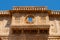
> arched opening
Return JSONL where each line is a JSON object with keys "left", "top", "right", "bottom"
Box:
{"left": 25, "top": 14, "right": 35, "bottom": 23}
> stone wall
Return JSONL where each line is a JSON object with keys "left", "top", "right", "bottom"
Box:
{"left": 0, "top": 16, "right": 11, "bottom": 36}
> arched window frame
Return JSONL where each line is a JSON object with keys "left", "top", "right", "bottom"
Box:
{"left": 25, "top": 14, "right": 35, "bottom": 24}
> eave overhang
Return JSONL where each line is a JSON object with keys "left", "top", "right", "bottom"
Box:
{"left": 10, "top": 25, "right": 50, "bottom": 29}
{"left": 9, "top": 10, "right": 51, "bottom": 14}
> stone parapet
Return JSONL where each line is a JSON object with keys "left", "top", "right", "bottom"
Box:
{"left": 0, "top": 11, "right": 10, "bottom": 15}
{"left": 51, "top": 10, "right": 60, "bottom": 15}
{"left": 13, "top": 6, "right": 47, "bottom": 10}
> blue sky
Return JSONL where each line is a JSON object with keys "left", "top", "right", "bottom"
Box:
{"left": 0, "top": 0, "right": 60, "bottom": 10}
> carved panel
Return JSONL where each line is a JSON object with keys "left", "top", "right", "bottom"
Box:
{"left": 51, "top": 20, "right": 57, "bottom": 33}
{"left": 14, "top": 13, "right": 20, "bottom": 23}
{"left": 40, "top": 16, "right": 46, "bottom": 24}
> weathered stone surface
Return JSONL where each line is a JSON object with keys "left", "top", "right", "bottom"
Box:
{"left": 0, "top": 6, "right": 60, "bottom": 40}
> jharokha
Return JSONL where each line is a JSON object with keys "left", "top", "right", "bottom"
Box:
{"left": 0, "top": 6, "right": 60, "bottom": 40}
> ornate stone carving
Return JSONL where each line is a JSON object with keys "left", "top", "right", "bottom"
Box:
{"left": 51, "top": 21, "right": 57, "bottom": 33}
{"left": 25, "top": 14, "right": 35, "bottom": 24}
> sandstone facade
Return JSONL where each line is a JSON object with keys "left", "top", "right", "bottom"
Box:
{"left": 0, "top": 6, "right": 60, "bottom": 40}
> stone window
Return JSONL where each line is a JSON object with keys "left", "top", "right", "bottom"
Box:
{"left": 27, "top": 17, "right": 33, "bottom": 22}
{"left": 25, "top": 14, "right": 34, "bottom": 23}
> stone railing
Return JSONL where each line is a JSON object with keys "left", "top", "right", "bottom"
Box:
{"left": 51, "top": 11, "right": 60, "bottom": 15}
{"left": 13, "top": 6, "right": 47, "bottom": 10}
{"left": 0, "top": 11, "right": 10, "bottom": 15}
